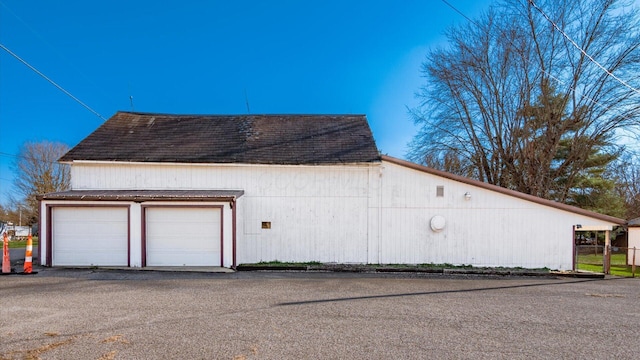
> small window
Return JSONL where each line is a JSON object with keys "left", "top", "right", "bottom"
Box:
{"left": 436, "top": 186, "right": 444, "bottom": 197}
{"left": 261, "top": 221, "right": 271, "bottom": 229}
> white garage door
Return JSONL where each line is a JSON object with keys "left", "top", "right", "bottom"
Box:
{"left": 145, "top": 207, "right": 221, "bottom": 266}
{"left": 52, "top": 207, "right": 129, "bottom": 266}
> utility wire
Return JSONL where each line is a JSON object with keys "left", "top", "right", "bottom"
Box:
{"left": 439, "top": 0, "right": 639, "bottom": 125}
{"left": 441, "top": 0, "right": 477, "bottom": 24}
{"left": 0, "top": 43, "right": 106, "bottom": 121}
{"left": 441, "top": 0, "right": 640, "bottom": 97}
{"left": 0, "top": 152, "right": 24, "bottom": 160}
{"left": 0, "top": 151, "right": 67, "bottom": 167}
{"left": 0, "top": 142, "right": 72, "bottom": 172}
{"left": 528, "top": 0, "right": 640, "bottom": 96}
{"left": 0, "top": 0, "right": 103, "bottom": 92}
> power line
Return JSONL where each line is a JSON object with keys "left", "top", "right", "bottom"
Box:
{"left": 442, "top": 0, "right": 480, "bottom": 27}
{"left": 439, "top": 0, "right": 639, "bottom": 126}
{"left": 442, "top": 0, "right": 640, "bottom": 97}
{"left": 441, "top": 0, "right": 477, "bottom": 25}
{"left": 528, "top": 0, "right": 640, "bottom": 97}
{"left": 0, "top": 43, "right": 107, "bottom": 121}
{"left": 0, "top": 151, "right": 66, "bottom": 166}
{"left": 0, "top": 0, "right": 104, "bottom": 93}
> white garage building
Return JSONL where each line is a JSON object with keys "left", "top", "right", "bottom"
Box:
{"left": 39, "top": 112, "right": 626, "bottom": 270}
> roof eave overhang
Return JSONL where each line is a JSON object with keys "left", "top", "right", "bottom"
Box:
{"left": 61, "top": 159, "right": 381, "bottom": 167}
{"left": 38, "top": 190, "right": 244, "bottom": 202}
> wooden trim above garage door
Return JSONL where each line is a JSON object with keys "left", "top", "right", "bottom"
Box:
{"left": 141, "top": 205, "right": 224, "bottom": 267}
{"left": 46, "top": 204, "right": 131, "bottom": 267}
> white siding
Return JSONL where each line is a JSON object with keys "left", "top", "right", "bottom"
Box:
{"left": 377, "top": 162, "right": 615, "bottom": 269}
{"left": 71, "top": 162, "right": 375, "bottom": 264}
{"left": 629, "top": 228, "right": 640, "bottom": 266}
{"left": 61, "top": 160, "right": 622, "bottom": 270}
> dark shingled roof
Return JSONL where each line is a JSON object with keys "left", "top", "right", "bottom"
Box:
{"left": 60, "top": 112, "right": 381, "bottom": 165}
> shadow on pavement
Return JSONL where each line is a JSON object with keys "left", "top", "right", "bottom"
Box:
{"left": 277, "top": 277, "right": 622, "bottom": 306}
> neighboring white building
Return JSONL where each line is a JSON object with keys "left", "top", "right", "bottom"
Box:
{"left": 628, "top": 218, "right": 640, "bottom": 266}
{"left": 39, "top": 112, "right": 626, "bottom": 270}
{"left": 0, "top": 224, "right": 31, "bottom": 239}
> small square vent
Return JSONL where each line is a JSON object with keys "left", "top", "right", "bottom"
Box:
{"left": 436, "top": 186, "right": 444, "bottom": 197}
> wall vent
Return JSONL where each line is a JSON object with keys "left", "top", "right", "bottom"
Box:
{"left": 436, "top": 186, "right": 444, "bottom": 197}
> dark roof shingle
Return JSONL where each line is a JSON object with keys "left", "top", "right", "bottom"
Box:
{"left": 60, "top": 112, "right": 381, "bottom": 165}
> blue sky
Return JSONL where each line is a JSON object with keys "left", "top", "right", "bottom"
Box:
{"left": 0, "top": 0, "right": 492, "bottom": 206}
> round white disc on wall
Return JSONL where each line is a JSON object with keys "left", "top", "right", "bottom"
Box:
{"left": 430, "top": 215, "right": 446, "bottom": 232}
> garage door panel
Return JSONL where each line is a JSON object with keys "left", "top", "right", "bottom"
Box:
{"left": 146, "top": 207, "right": 221, "bottom": 266}
{"left": 54, "top": 249, "right": 126, "bottom": 266}
{"left": 150, "top": 209, "right": 217, "bottom": 224}
{"left": 146, "top": 235, "right": 218, "bottom": 252}
{"left": 52, "top": 207, "right": 129, "bottom": 266}
{"left": 55, "top": 222, "right": 127, "bottom": 239}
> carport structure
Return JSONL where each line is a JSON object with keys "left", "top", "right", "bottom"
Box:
{"left": 573, "top": 224, "right": 616, "bottom": 273}
{"left": 40, "top": 190, "right": 243, "bottom": 268}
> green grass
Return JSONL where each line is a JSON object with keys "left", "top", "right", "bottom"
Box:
{"left": 577, "top": 262, "right": 637, "bottom": 277}
{"left": 254, "top": 260, "right": 322, "bottom": 266}
{"left": 387, "top": 263, "right": 475, "bottom": 269}
{"left": 252, "top": 261, "right": 476, "bottom": 269}
{"left": 5, "top": 238, "right": 39, "bottom": 249}
{"left": 578, "top": 253, "right": 628, "bottom": 265}
{"left": 577, "top": 253, "right": 638, "bottom": 277}
{"left": 247, "top": 261, "right": 549, "bottom": 272}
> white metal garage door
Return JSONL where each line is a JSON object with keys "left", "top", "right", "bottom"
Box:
{"left": 145, "top": 207, "right": 221, "bottom": 266}
{"left": 52, "top": 207, "right": 129, "bottom": 266}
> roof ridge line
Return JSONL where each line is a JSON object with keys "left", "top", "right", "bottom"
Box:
{"left": 116, "top": 111, "right": 368, "bottom": 117}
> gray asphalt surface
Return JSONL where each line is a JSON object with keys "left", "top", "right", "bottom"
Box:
{"left": 1, "top": 269, "right": 639, "bottom": 359}
{"left": 7, "top": 247, "right": 38, "bottom": 264}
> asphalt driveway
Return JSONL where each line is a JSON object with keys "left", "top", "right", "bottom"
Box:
{"left": 1, "top": 269, "right": 639, "bottom": 359}
{"left": 7, "top": 247, "right": 38, "bottom": 265}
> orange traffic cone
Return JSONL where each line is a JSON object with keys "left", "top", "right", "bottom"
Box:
{"left": 23, "top": 233, "right": 33, "bottom": 274}
{"left": 2, "top": 232, "right": 10, "bottom": 273}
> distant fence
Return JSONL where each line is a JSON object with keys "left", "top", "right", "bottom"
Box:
{"left": 575, "top": 245, "right": 637, "bottom": 277}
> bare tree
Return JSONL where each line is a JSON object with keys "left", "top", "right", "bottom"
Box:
{"left": 0, "top": 203, "right": 8, "bottom": 223}
{"left": 12, "top": 141, "right": 70, "bottom": 224}
{"left": 613, "top": 154, "right": 640, "bottom": 219}
{"left": 410, "top": 0, "right": 640, "bottom": 210}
